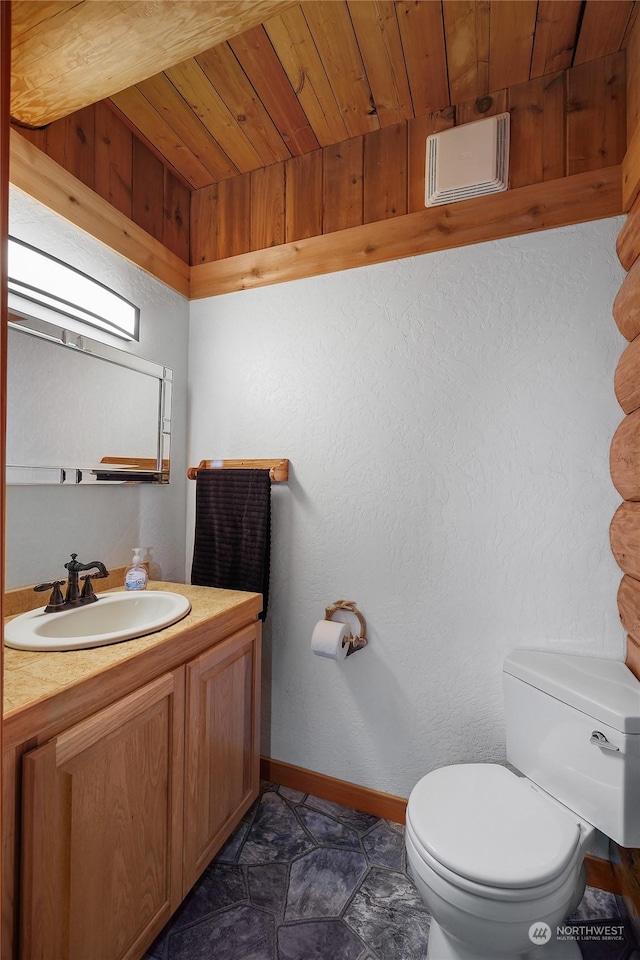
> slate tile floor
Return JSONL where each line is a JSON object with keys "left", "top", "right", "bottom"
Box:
{"left": 144, "top": 782, "right": 639, "bottom": 960}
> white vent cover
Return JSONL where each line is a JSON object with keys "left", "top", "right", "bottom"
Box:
{"left": 425, "top": 113, "right": 510, "bottom": 207}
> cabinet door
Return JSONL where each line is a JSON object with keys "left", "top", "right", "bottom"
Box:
{"left": 184, "top": 623, "right": 261, "bottom": 890}
{"left": 20, "top": 670, "right": 184, "bottom": 960}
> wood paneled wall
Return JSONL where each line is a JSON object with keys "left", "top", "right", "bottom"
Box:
{"left": 12, "top": 102, "right": 190, "bottom": 264}
{"left": 623, "top": 3, "right": 640, "bottom": 210}
{"left": 612, "top": 201, "right": 640, "bottom": 683}
{"left": 610, "top": 174, "right": 640, "bottom": 960}
{"left": 191, "top": 53, "right": 627, "bottom": 266}
{"left": 611, "top": 11, "right": 640, "bottom": 682}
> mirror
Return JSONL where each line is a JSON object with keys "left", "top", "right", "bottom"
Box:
{"left": 7, "top": 314, "right": 172, "bottom": 484}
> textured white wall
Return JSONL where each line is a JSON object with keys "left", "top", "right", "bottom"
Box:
{"left": 188, "top": 218, "right": 627, "bottom": 799}
{"left": 6, "top": 187, "right": 189, "bottom": 588}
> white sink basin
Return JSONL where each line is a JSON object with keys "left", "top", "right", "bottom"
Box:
{"left": 4, "top": 591, "right": 192, "bottom": 651}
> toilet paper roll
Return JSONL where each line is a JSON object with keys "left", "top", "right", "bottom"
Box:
{"left": 311, "top": 619, "right": 350, "bottom": 660}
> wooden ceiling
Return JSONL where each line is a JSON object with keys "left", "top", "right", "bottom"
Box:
{"left": 10, "top": 1, "right": 297, "bottom": 127}
{"left": 11, "top": 0, "right": 639, "bottom": 192}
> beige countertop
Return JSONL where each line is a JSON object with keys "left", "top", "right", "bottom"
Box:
{"left": 3, "top": 581, "right": 262, "bottom": 736}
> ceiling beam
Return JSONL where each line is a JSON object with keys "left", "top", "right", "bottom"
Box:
{"left": 11, "top": 0, "right": 297, "bottom": 127}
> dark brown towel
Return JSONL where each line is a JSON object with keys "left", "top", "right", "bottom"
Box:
{"left": 191, "top": 469, "right": 271, "bottom": 619}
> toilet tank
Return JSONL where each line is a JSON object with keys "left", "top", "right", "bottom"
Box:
{"left": 503, "top": 650, "right": 640, "bottom": 847}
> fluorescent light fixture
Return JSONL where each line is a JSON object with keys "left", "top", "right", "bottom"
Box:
{"left": 8, "top": 237, "right": 139, "bottom": 341}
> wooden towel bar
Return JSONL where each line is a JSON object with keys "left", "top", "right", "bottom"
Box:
{"left": 187, "top": 459, "right": 289, "bottom": 483}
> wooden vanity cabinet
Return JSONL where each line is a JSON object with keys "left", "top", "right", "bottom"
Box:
{"left": 11, "top": 616, "right": 261, "bottom": 960}
{"left": 183, "top": 624, "right": 260, "bottom": 891}
{"left": 20, "top": 670, "right": 185, "bottom": 960}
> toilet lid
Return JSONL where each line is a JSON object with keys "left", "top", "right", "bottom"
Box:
{"left": 407, "top": 764, "right": 581, "bottom": 889}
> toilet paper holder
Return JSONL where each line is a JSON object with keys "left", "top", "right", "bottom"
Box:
{"left": 324, "top": 600, "right": 368, "bottom": 657}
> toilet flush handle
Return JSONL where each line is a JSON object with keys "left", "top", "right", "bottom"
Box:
{"left": 590, "top": 731, "right": 619, "bottom": 752}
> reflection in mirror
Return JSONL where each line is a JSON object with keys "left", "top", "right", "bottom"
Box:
{"left": 7, "top": 314, "right": 172, "bottom": 484}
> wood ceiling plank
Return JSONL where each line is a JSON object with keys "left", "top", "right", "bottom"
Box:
{"left": 574, "top": 0, "right": 635, "bottom": 65}
{"left": 251, "top": 162, "right": 286, "bottom": 249}
{"left": 264, "top": 6, "right": 349, "bottom": 146}
{"left": 195, "top": 43, "right": 291, "bottom": 167}
{"left": 442, "top": 0, "right": 490, "bottom": 105}
{"left": 567, "top": 52, "right": 626, "bottom": 176}
{"left": 363, "top": 121, "right": 407, "bottom": 223}
{"left": 456, "top": 89, "right": 507, "bottom": 125}
{"left": 541, "top": 70, "right": 566, "bottom": 182}
{"left": 623, "top": 3, "right": 639, "bottom": 47}
{"left": 302, "top": 0, "right": 380, "bottom": 138}
{"left": 567, "top": 58, "right": 603, "bottom": 176}
{"left": 626, "top": 8, "right": 640, "bottom": 148}
{"left": 323, "top": 136, "right": 364, "bottom": 233}
{"left": 604, "top": 51, "right": 628, "bottom": 174}
{"left": 508, "top": 76, "right": 545, "bottom": 189}
{"left": 347, "top": 0, "right": 413, "bottom": 126}
{"left": 45, "top": 104, "right": 94, "bottom": 190}
{"left": 229, "top": 25, "right": 319, "bottom": 156}
{"left": 94, "top": 101, "right": 133, "bottom": 220}
{"left": 190, "top": 184, "right": 219, "bottom": 266}
{"left": 217, "top": 172, "right": 252, "bottom": 258}
{"left": 623, "top": 11, "right": 639, "bottom": 214}
{"left": 529, "top": 0, "right": 582, "bottom": 79}
{"left": 395, "top": 1, "right": 449, "bottom": 117}
{"left": 11, "top": 119, "right": 45, "bottom": 150}
{"left": 162, "top": 168, "right": 190, "bottom": 263}
{"left": 10, "top": 1, "right": 80, "bottom": 43}
{"left": 132, "top": 138, "right": 165, "bottom": 243}
{"left": 489, "top": 0, "right": 538, "bottom": 92}
{"left": 110, "top": 85, "right": 214, "bottom": 189}
{"left": 11, "top": 0, "right": 298, "bottom": 127}
{"left": 136, "top": 73, "right": 238, "bottom": 183}
{"left": 286, "top": 150, "right": 323, "bottom": 242}
{"left": 322, "top": 137, "right": 364, "bottom": 233}
{"left": 165, "top": 59, "right": 264, "bottom": 174}
{"left": 106, "top": 97, "right": 192, "bottom": 191}
{"left": 622, "top": 2, "right": 640, "bottom": 50}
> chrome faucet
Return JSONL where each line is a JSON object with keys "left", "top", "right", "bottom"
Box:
{"left": 35, "top": 553, "right": 109, "bottom": 612}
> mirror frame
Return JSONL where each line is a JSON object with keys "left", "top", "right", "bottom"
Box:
{"left": 7, "top": 312, "right": 172, "bottom": 484}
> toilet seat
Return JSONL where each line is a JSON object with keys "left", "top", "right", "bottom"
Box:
{"left": 406, "top": 817, "right": 583, "bottom": 906}
{"left": 407, "top": 764, "right": 582, "bottom": 891}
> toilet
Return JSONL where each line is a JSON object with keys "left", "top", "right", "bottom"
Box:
{"left": 405, "top": 649, "right": 640, "bottom": 960}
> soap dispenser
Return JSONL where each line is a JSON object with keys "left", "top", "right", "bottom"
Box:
{"left": 124, "top": 548, "right": 148, "bottom": 591}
